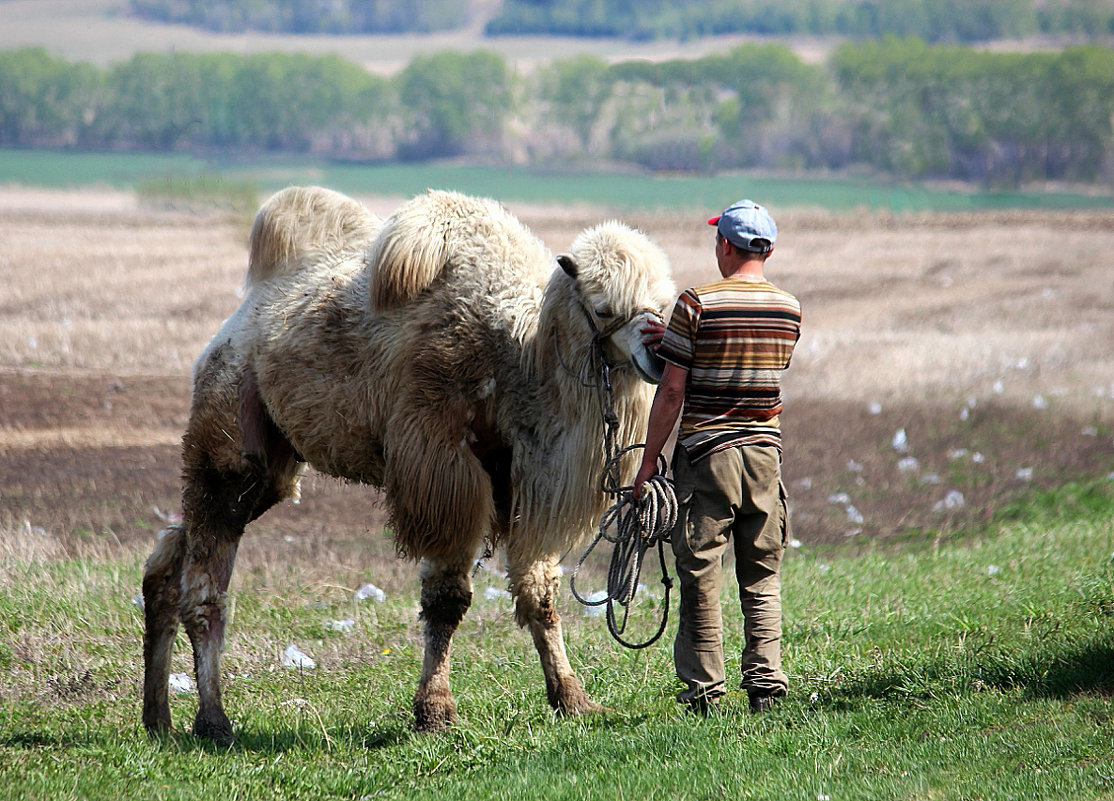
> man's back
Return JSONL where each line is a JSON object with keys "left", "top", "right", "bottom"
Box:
{"left": 659, "top": 277, "right": 801, "bottom": 439}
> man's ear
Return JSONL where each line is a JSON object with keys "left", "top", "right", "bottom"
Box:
{"left": 557, "top": 254, "right": 579, "bottom": 278}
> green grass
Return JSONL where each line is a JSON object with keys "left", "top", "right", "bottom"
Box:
{"left": 135, "top": 174, "right": 261, "bottom": 216}
{"left": 2, "top": 479, "right": 1112, "bottom": 800}
{"left": 5, "top": 147, "right": 1114, "bottom": 213}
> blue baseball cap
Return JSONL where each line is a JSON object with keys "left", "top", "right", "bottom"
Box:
{"left": 708, "top": 199, "right": 777, "bottom": 253}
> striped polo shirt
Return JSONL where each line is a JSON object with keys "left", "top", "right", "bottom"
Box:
{"left": 658, "top": 277, "right": 801, "bottom": 461}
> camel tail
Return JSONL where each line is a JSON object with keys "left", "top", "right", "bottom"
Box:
{"left": 368, "top": 189, "right": 494, "bottom": 312}
{"left": 247, "top": 186, "right": 380, "bottom": 287}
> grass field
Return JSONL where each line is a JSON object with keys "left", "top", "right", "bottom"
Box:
{"left": 5, "top": 148, "right": 1114, "bottom": 213}
{"left": 1, "top": 167, "right": 1113, "bottom": 798}
{"left": 2, "top": 480, "right": 1112, "bottom": 800}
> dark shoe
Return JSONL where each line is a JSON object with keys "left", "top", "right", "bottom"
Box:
{"left": 685, "top": 697, "right": 721, "bottom": 718}
{"left": 748, "top": 691, "right": 784, "bottom": 713}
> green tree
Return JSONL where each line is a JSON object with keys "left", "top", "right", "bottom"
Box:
{"left": 0, "top": 48, "right": 101, "bottom": 147}
{"left": 540, "top": 55, "right": 612, "bottom": 152}
{"left": 396, "top": 51, "right": 513, "bottom": 159}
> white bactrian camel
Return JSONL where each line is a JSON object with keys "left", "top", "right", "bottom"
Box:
{"left": 141, "top": 186, "right": 675, "bottom": 741}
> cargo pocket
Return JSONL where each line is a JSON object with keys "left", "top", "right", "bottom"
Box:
{"left": 778, "top": 479, "right": 791, "bottom": 550}
{"left": 670, "top": 444, "right": 696, "bottom": 558}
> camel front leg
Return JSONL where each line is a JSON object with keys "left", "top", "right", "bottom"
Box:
{"left": 510, "top": 555, "right": 601, "bottom": 716}
{"left": 413, "top": 558, "right": 473, "bottom": 732}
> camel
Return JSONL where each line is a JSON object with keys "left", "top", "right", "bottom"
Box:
{"left": 141, "top": 186, "right": 675, "bottom": 742}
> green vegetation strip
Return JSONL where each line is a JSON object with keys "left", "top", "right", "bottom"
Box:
{"left": 5, "top": 149, "right": 1114, "bottom": 213}
{"left": 2, "top": 479, "right": 1112, "bottom": 800}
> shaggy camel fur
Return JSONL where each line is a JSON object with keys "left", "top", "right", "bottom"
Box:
{"left": 141, "top": 186, "right": 674, "bottom": 741}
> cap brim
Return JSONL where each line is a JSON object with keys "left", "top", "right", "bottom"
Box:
{"left": 707, "top": 216, "right": 721, "bottom": 226}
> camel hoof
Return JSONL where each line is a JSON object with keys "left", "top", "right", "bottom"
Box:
{"left": 558, "top": 699, "right": 604, "bottom": 718}
{"left": 553, "top": 687, "right": 603, "bottom": 718}
{"left": 413, "top": 695, "right": 457, "bottom": 733}
{"left": 192, "top": 712, "right": 235, "bottom": 746}
{"left": 143, "top": 709, "right": 174, "bottom": 738}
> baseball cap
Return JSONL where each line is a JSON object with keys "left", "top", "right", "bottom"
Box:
{"left": 708, "top": 199, "right": 777, "bottom": 253}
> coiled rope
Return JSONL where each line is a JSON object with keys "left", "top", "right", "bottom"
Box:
{"left": 570, "top": 444, "right": 678, "bottom": 649}
{"left": 564, "top": 337, "right": 679, "bottom": 649}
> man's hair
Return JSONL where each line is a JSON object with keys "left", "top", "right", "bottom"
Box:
{"left": 718, "top": 233, "right": 771, "bottom": 259}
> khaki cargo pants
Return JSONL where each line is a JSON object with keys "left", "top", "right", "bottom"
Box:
{"left": 671, "top": 443, "right": 789, "bottom": 706}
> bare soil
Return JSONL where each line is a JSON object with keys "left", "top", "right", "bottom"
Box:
{"left": 2, "top": 188, "right": 1113, "bottom": 580}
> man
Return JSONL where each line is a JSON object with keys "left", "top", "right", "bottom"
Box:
{"left": 633, "top": 199, "right": 801, "bottom": 715}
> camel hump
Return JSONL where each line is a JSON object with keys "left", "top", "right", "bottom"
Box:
{"left": 368, "top": 189, "right": 504, "bottom": 312}
{"left": 247, "top": 186, "right": 380, "bottom": 286}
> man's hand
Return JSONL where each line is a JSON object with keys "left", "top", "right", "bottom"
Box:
{"left": 632, "top": 458, "right": 658, "bottom": 500}
{"left": 640, "top": 315, "right": 665, "bottom": 349}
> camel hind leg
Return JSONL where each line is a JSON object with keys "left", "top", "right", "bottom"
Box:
{"left": 142, "top": 361, "right": 301, "bottom": 742}
{"left": 141, "top": 524, "right": 186, "bottom": 735}
{"left": 177, "top": 444, "right": 298, "bottom": 743}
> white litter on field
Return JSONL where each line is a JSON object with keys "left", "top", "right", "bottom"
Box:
{"left": 892, "top": 428, "right": 909, "bottom": 453}
{"left": 582, "top": 590, "right": 609, "bottom": 617}
{"left": 897, "top": 457, "right": 920, "bottom": 472}
{"left": 281, "top": 644, "right": 316, "bottom": 669}
{"left": 933, "top": 491, "right": 966, "bottom": 512}
{"left": 168, "top": 673, "right": 194, "bottom": 693}
{"left": 324, "top": 618, "right": 355, "bottom": 633}
{"left": 354, "top": 583, "right": 386, "bottom": 602}
{"left": 132, "top": 592, "right": 144, "bottom": 611}
{"left": 1016, "top": 467, "right": 1034, "bottom": 481}
{"left": 484, "top": 586, "right": 510, "bottom": 600}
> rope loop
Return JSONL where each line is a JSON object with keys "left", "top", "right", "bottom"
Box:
{"left": 571, "top": 444, "right": 679, "bottom": 650}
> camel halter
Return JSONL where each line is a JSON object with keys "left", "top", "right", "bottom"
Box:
{"left": 561, "top": 293, "right": 678, "bottom": 650}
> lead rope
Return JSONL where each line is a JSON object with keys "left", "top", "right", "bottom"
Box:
{"left": 569, "top": 353, "right": 679, "bottom": 649}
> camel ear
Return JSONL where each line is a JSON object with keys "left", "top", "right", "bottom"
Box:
{"left": 557, "top": 254, "right": 579, "bottom": 278}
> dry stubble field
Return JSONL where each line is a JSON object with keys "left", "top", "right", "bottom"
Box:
{"left": 1, "top": 187, "right": 1113, "bottom": 592}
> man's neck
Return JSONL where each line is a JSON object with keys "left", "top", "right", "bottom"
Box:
{"left": 723, "top": 262, "right": 766, "bottom": 282}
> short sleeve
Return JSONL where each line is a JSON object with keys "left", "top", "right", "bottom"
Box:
{"left": 657, "top": 290, "right": 700, "bottom": 371}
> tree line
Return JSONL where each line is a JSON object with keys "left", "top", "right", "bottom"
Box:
{"left": 2, "top": 40, "right": 1113, "bottom": 186}
{"left": 131, "top": 0, "right": 1114, "bottom": 41}
{"left": 129, "top": 0, "right": 466, "bottom": 34}
{"left": 488, "top": 0, "right": 1114, "bottom": 41}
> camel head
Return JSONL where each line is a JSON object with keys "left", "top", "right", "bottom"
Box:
{"left": 555, "top": 221, "right": 675, "bottom": 384}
